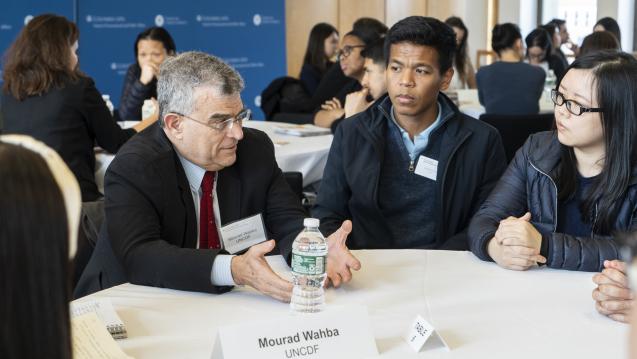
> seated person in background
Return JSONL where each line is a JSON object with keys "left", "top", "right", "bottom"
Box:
{"left": 313, "top": 16, "right": 507, "bottom": 250}
{"left": 525, "top": 28, "right": 554, "bottom": 74}
{"left": 328, "top": 38, "right": 387, "bottom": 130}
{"left": 119, "top": 27, "right": 176, "bottom": 122}
{"left": 540, "top": 23, "right": 567, "bottom": 80}
{"left": 578, "top": 31, "right": 621, "bottom": 58}
{"left": 592, "top": 259, "right": 631, "bottom": 323}
{"left": 548, "top": 18, "right": 575, "bottom": 68}
{"left": 444, "top": 16, "right": 476, "bottom": 90}
{"left": 594, "top": 17, "right": 622, "bottom": 47}
{"left": 1, "top": 14, "right": 156, "bottom": 202}
{"left": 0, "top": 135, "right": 81, "bottom": 359}
{"left": 313, "top": 28, "right": 382, "bottom": 129}
{"left": 309, "top": 18, "right": 388, "bottom": 111}
{"left": 343, "top": 38, "right": 388, "bottom": 119}
{"left": 524, "top": 27, "right": 566, "bottom": 83}
{"left": 468, "top": 51, "right": 637, "bottom": 272}
{"left": 76, "top": 52, "right": 360, "bottom": 299}
{"left": 476, "top": 23, "right": 546, "bottom": 115}
{"left": 299, "top": 23, "right": 339, "bottom": 96}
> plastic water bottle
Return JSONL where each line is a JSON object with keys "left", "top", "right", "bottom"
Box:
{"left": 290, "top": 218, "right": 327, "bottom": 313}
{"left": 545, "top": 69, "right": 556, "bottom": 89}
{"left": 102, "top": 94, "right": 114, "bottom": 116}
{"left": 142, "top": 99, "right": 156, "bottom": 119}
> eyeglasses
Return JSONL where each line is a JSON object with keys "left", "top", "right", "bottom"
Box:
{"left": 550, "top": 89, "right": 603, "bottom": 116}
{"left": 337, "top": 45, "right": 365, "bottom": 60}
{"left": 172, "top": 109, "right": 250, "bottom": 132}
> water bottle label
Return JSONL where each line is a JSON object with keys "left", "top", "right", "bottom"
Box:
{"left": 291, "top": 253, "right": 325, "bottom": 275}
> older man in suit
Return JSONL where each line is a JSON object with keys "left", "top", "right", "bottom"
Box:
{"left": 76, "top": 52, "right": 359, "bottom": 300}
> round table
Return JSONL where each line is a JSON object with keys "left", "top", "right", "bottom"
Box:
{"left": 75, "top": 250, "right": 626, "bottom": 359}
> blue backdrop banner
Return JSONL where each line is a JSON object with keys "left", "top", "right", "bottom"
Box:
{"left": 0, "top": 1, "right": 75, "bottom": 79}
{"left": 1, "top": 0, "right": 286, "bottom": 120}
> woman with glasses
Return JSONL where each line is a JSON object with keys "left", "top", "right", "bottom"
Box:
{"left": 1, "top": 14, "right": 157, "bottom": 201}
{"left": 313, "top": 28, "right": 382, "bottom": 129}
{"left": 525, "top": 27, "right": 567, "bottom": 81}
{"left": 468, "top": 51, "right": 637, "bottom": 273}
{"left": 299, "top": 23, "right": 339, "bottom": 96}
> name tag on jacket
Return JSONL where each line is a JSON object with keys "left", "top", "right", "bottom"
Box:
{"left": 220, "top": 214, "right": 267, "bottom": 254}
{"left": 414, "top": 155, "right": 438, "bottom": 181}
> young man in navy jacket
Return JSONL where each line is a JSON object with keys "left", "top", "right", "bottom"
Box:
{"left": 313, "top": 16, "right": 507, "bottom": 250}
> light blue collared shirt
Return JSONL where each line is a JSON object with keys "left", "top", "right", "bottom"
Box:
{"left": 177, "top": 153, "right": 236, "bottom": 286}
{"left": 389, "top": 102, "right": 443, "bottom": 162}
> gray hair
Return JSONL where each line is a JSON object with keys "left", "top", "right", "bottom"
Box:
{"left": 157, "top": 51, "right": 244, "bottom": 125}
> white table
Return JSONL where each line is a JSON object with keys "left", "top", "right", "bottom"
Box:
{"left": 457, "top": 89, "right": 554, "bottom": 119}
{"left": 242, "top": 121, "right": 332, "bottom": 186}
{"left": 76, "top": 250, "right": 626, "bottom": 358}
{"left": 95, "top": 121, "right": 333, "bottom": 193}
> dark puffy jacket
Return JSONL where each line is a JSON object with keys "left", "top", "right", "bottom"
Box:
{"left": 118, "top": 63, "right": 157, "bottom": 122}
{"left": 468, "top": 131, "right": 637, "bottom": 271}
{"left": 312, "top": 93, "right": 507, "bottom": 250}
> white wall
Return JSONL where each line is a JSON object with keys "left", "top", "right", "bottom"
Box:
{"left": 616, "top": 0, "right": 634, "bottom": 51}
{"left": 518, "top": 0, "right": 538, "bottom": 38}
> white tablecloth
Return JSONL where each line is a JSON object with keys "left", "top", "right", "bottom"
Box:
{"left": 457, "top": 89, "right": 554, "bottom": 119}
{"left": 242, "top": 121, "right": 332, "bottom": 186}
{"left": 76, "top": 250, "right": 626, "bottom": 358}
{"left": 95, "top": 121, "right": 333, "bottom": 192}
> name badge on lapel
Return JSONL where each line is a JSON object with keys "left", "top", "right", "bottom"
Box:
{"left": 220, "top": 213, "right": 267, "bottom": 254}
{"left": 414, "top": 155, "right": 438, "bottom": 181}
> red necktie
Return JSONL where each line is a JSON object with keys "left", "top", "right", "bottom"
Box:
{"left": 199, "top": 171, "right": 221, "bottom": 249}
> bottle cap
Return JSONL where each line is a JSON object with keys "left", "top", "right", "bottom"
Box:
{"left": 303, "top": 218, "right": 320, "bottom": 227}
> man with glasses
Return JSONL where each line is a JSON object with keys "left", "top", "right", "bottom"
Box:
{"left": 76, "top": 52, "right": 360, "bottom": 299}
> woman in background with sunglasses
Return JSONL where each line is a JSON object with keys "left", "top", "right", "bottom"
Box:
{"left": 468, "top": 51, "right": 637, "bottom": 275}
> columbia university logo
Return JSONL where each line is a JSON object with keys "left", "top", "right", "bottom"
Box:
{"left": 155, "top": 14, "right": 164, "bottom": 27}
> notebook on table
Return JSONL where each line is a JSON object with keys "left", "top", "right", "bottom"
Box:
{"left": 273, "top": 124, "right": 331, "bottom": 137}
{"left": 71, "top": 298, "right": 128, "bottom": 339}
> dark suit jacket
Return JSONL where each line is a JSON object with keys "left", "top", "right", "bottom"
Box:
{"left": 76, "top": 122, "right": 306, "bottom": 296}
{"left": 1, "top": 76, "right": 135, "bottom": 201}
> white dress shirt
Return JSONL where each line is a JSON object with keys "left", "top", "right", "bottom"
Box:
{"left": 177, "top": 153, "right": 236, "bottom": 286}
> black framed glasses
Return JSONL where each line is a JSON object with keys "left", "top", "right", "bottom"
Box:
{"left": 172, "top": 109, "right": 251, "bottom": 132}
{"left": 337, "top": 45, "right": 365, "bottom": 60}
{"left": 550, "top": 89, "right": 603, "bottom": 116}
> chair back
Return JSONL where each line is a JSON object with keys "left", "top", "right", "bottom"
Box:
{"left": 480, "top": 113, "right": 554, "bottom": 162}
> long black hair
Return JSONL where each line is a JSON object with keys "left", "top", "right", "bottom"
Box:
{"left": 556, "top": 51, "right": 637, "bottom": 234}
{"left": 134, "top": 26, "right": 176, "bottom": 63}
{"left": 0, "top": 142, "right": 72, "bottom": 359}
{"left": 445, "top": 16, "right": 470, "bottom": 84}
{"left": 302, "top": 22, "right": 338, "bottom": 74}
{"left": 595, "top": 17, "right": 621, "bottom": 45}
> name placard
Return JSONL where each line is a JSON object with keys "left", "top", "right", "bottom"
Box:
{"left": 404, "top": 314, "right": 450, "bottom": 353}
{"left": 211, "top": 306, "right": 378, "bottom": 359}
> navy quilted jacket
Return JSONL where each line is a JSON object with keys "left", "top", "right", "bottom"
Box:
{"left": 468, "top": 131, "right": 637, "bottom": 271}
